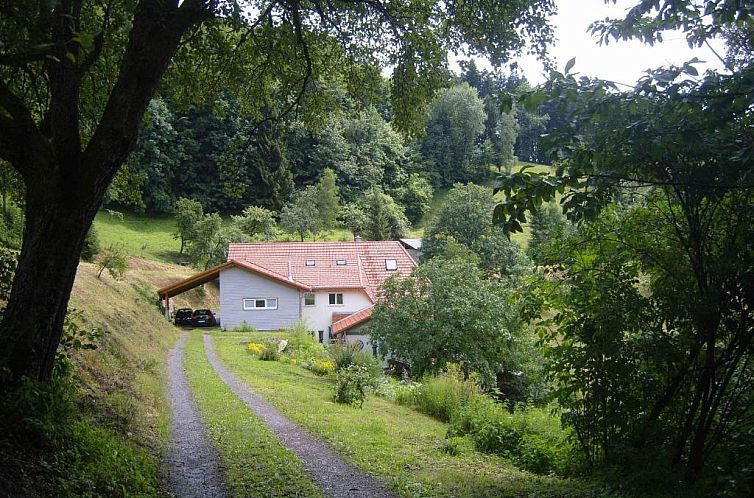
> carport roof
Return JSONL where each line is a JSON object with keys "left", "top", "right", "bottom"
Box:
{"left": 157, "top": 259, "right": 311, "bottom": 299}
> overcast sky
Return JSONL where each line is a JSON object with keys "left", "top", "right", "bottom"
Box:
{"left": 455, "top": 0, "right": 727, "bottom": 86}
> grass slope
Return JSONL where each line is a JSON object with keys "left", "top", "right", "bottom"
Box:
{"left": 0, "top": 258, "right": 194, "bottom": 497}
{"left": 94, "top": 211, "right": 181, "bottom": 263}
{"left": 209, "top": 331, "right": 597, "bottom": 498}
{"left": 183, "top": 332, "right": 324, "bottom": 497}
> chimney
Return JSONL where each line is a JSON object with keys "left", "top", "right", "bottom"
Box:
{"left": 354, "top": 233, "right": 362, "bottom": 242}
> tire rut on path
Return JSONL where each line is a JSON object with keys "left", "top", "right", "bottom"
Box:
{"left": 202, "top": 333, "right": 396, "bottom": 498}
{"left": 167, "top": 332, "right": 226, "bottom": 498}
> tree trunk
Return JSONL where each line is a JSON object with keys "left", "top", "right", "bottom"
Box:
{"left": 0, "top": 179, "right": 99, "bottom": 383}
{"left": 0, "top": 0, "right": 211, "bottom": 388}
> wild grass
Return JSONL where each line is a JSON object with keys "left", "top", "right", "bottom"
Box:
{"left": 183, "top": 332, "right": 324, "bottom": 497}
{"left": 93, "top": 210, "right": 182, "bottom": 263}
{"left": 0, "top": 257, "right": 186, "bottom": 496}
{"left": 208, "top": 330, "right": 601, "bottom": 497}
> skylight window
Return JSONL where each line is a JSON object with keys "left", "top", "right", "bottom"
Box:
{"left": 385, "top": 259, "right": 398, "bottom": 271}
{"left": 336, "top": 259, "right": 347, "bottom": 265}
{"left": 305, "top": 260, "right": 316, "bottom": 266}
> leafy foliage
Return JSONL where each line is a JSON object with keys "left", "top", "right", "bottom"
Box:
{"left": 280, "top": 186, "right": 322, "bottom": 241}
{"left": 334, "top": 364, "right": 370, "bottom": 407}
{"left": 359, "top": 188, "right": 410, "bottom": 241}
{"left": 423, "top": 183, "right": 532, "bottom": 279}
{"left": 232, "top": 205, "right": 278, "bottom": 241}
{"left": 95, "top": 246, "right": 128, "bottom": 281}
{"left": 422, "top": 84, "right": 487, "bottom": 186}
{"left": 494, "top": 27, "right": 754, "bottom": 482}
{"left": 370, "top": 257, "right": 528, "bottom": 386}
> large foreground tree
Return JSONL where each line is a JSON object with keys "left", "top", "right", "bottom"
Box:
{"left": 495, "top": 0, "right": 754, "bottom": 482}
{"left": 0, "top": 0, "right": 555, "bottom": 386}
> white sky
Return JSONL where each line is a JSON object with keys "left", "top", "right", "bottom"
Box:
{"left": 454, "top": 0, "right": 727, "bottom": 87}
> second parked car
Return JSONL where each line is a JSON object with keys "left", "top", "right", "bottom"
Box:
{"left": 192, "top": 309, "right": 216, "bottom": 327}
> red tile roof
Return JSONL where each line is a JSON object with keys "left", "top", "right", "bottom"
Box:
{"left": 332, "top": 306, "right": 374, "bottom": 334}
{"left": 156, "top": 259, "right": 311, "bottom": 298}
{"left": 228, "top": 241, "right": 416, "bottom": 302}
{"left": 331, "top": 312, "right": 353, "bottom": 323}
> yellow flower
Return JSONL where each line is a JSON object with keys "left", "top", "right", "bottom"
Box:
{"left": 246, "top": 343, "right": 265, "bottom": 355}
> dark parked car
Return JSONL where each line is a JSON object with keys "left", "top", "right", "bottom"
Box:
{"left": 174, "top": 308, "right": 194, "bottom": 326}
{"left": 192, "top": 309, "right": 216, "bottom": 327}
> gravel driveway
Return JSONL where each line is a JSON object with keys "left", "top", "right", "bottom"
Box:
{"left": 202, "top": 333, "right": 396, "bottom": 498}
{"left": 167, "top": 332, "right": 226, "bottom": 498}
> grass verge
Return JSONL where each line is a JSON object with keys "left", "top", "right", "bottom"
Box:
{"left": 183, "top": 332, "right": 324, "bottom": 497}
{"left": 209, "top": 331, "right": 600, "bottom": 498}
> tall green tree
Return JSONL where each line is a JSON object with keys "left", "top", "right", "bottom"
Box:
{"left": 315, "top": 168, "right": 340, "bottom": 230}
{"left": 495, "top": 2, "right": 754, "bottom": 480}
{"left": 370, "top": 257, "right": 526, "bottom": 385}
{"left": 231, "top": 205, "right": 278, "bottom": 241}
{"left": 424, "top": 183, "right": 530, "bottom": 279}
{"left": 422, "top": 83, "right": 486, "bottom": 186}
{"left": 360, "top": 188, "right": 410, "bottom": 241}
{"left": 173, "top": 197, "right": 204, "bottom": 255}
{"left": 280, "top": 186, "right": 322, "bottom": 242}
{"left": 0, "top": 0, "right": 554, "bottom": 385}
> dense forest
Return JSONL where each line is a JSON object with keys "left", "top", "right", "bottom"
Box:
{"left": 102, "top": 62, "right": 547, "bottom": 219}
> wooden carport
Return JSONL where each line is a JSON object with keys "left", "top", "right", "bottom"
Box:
{"left": 156, "top": 261, "right": 237, "bottom": 318}
{"left": 156, "top": 259, "right": 312, "bottom": 319}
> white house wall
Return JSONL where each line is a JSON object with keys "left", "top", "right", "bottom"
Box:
{"left": 301, "top": 289, "right": 372, "bottom": 339}
{"left": 345, "top": 333, "right": 377, "bottom": 356}
{"left": 219, "top": 267, "right": 301, "bottom": 331}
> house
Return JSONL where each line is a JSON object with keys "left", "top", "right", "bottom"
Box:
{"left": 398, "top": 238, "right": 422, "bottom": 262}
{"left": 157, "top": 241, "right": 417, "bottom": 354}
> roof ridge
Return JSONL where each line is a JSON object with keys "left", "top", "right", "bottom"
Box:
{"left": 355, "top": 244, "right": 375, "bottom": 302}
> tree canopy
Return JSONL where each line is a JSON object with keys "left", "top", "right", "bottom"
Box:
{"left": 0, "top": 0, "right": 556, "bottom": 385}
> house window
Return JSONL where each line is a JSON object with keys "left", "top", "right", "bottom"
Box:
{"left": 385, "top": 259, "right": 398, "bottom": 271}
{"left": 243, "top": 298, "right": 278, "bottom": 310}
{"left": 336, "top": 259, "right": 347, "bottom": 265}
{"left": 318, "top": 330, "right": 324, "bottom": 343}
{"left": 305, "top": 260, "right": 316, "bottom": 266}
{"left": 303, "top": 292, "right": 315, "bottom": 306}
{"left": 328, "top": 293, "right": 344, "bottom": 305}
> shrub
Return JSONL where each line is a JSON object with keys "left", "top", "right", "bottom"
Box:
{"left": 259, "top": 342, "right": 279, "bottom": 361}
{"left": 410, "top": 364, "right": 479, "bottom": 422}
{"left": 449, "top": 396, "right": 575, "bottom": 476}
{"left": 247, "top": 343, "right": 265, "bottom": 355}
{"left": 246, "top": 341, "right": 279, "bottom": 360}
{"left": 80, "top": 225, "right": 101, "bottom": 261}
{"left": 96, "top": 245, "right": 128, "bottom": 280}
{"left": 307, "top": 359, "right": 336, "bottom": 376}
{"left": 284, "top": 323, "right": 327, "bottom": 363}
{"left": 334, "top": 364, "right": 370, "bottom": 407}
{"left": 328, "top": 342, "right": 361, "bottom": 370}
{"left": 394, "top": 380, "right": 421, "bottom": 406}
{"left": 394, "top": 363, "right": 479, "bottom": 422}
{"left": 233, "top": 323, "right": 258, "bottom": 333}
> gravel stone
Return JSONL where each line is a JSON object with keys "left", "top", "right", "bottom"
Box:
{"left": 203, "top": 333, "right": 396, "bottom": 498}
{"left": 167, "top": 332, "right": 226, "bottom": 498}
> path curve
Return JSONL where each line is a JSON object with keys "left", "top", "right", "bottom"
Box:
{"left": 203, "top": 333, "right": 396, "bottom": 498}
{"left": 167, "top": 332, "right": 226, "bottom": 498}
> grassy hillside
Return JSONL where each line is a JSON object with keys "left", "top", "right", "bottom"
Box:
{"left": 0, "top": 256, "right": 217, "bottom": 497}
{"left": 94, "top": 211, "right": 181, "bottom": 263}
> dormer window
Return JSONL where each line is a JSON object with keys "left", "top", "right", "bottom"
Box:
{"left": 385, "top": 259, "right": 398, "bottom": 271}
{"left": 336, "top": 259, "right": 347, "bottom": 265}
{"left": 305, "top": 260, "right": 316, "bottom": 266}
